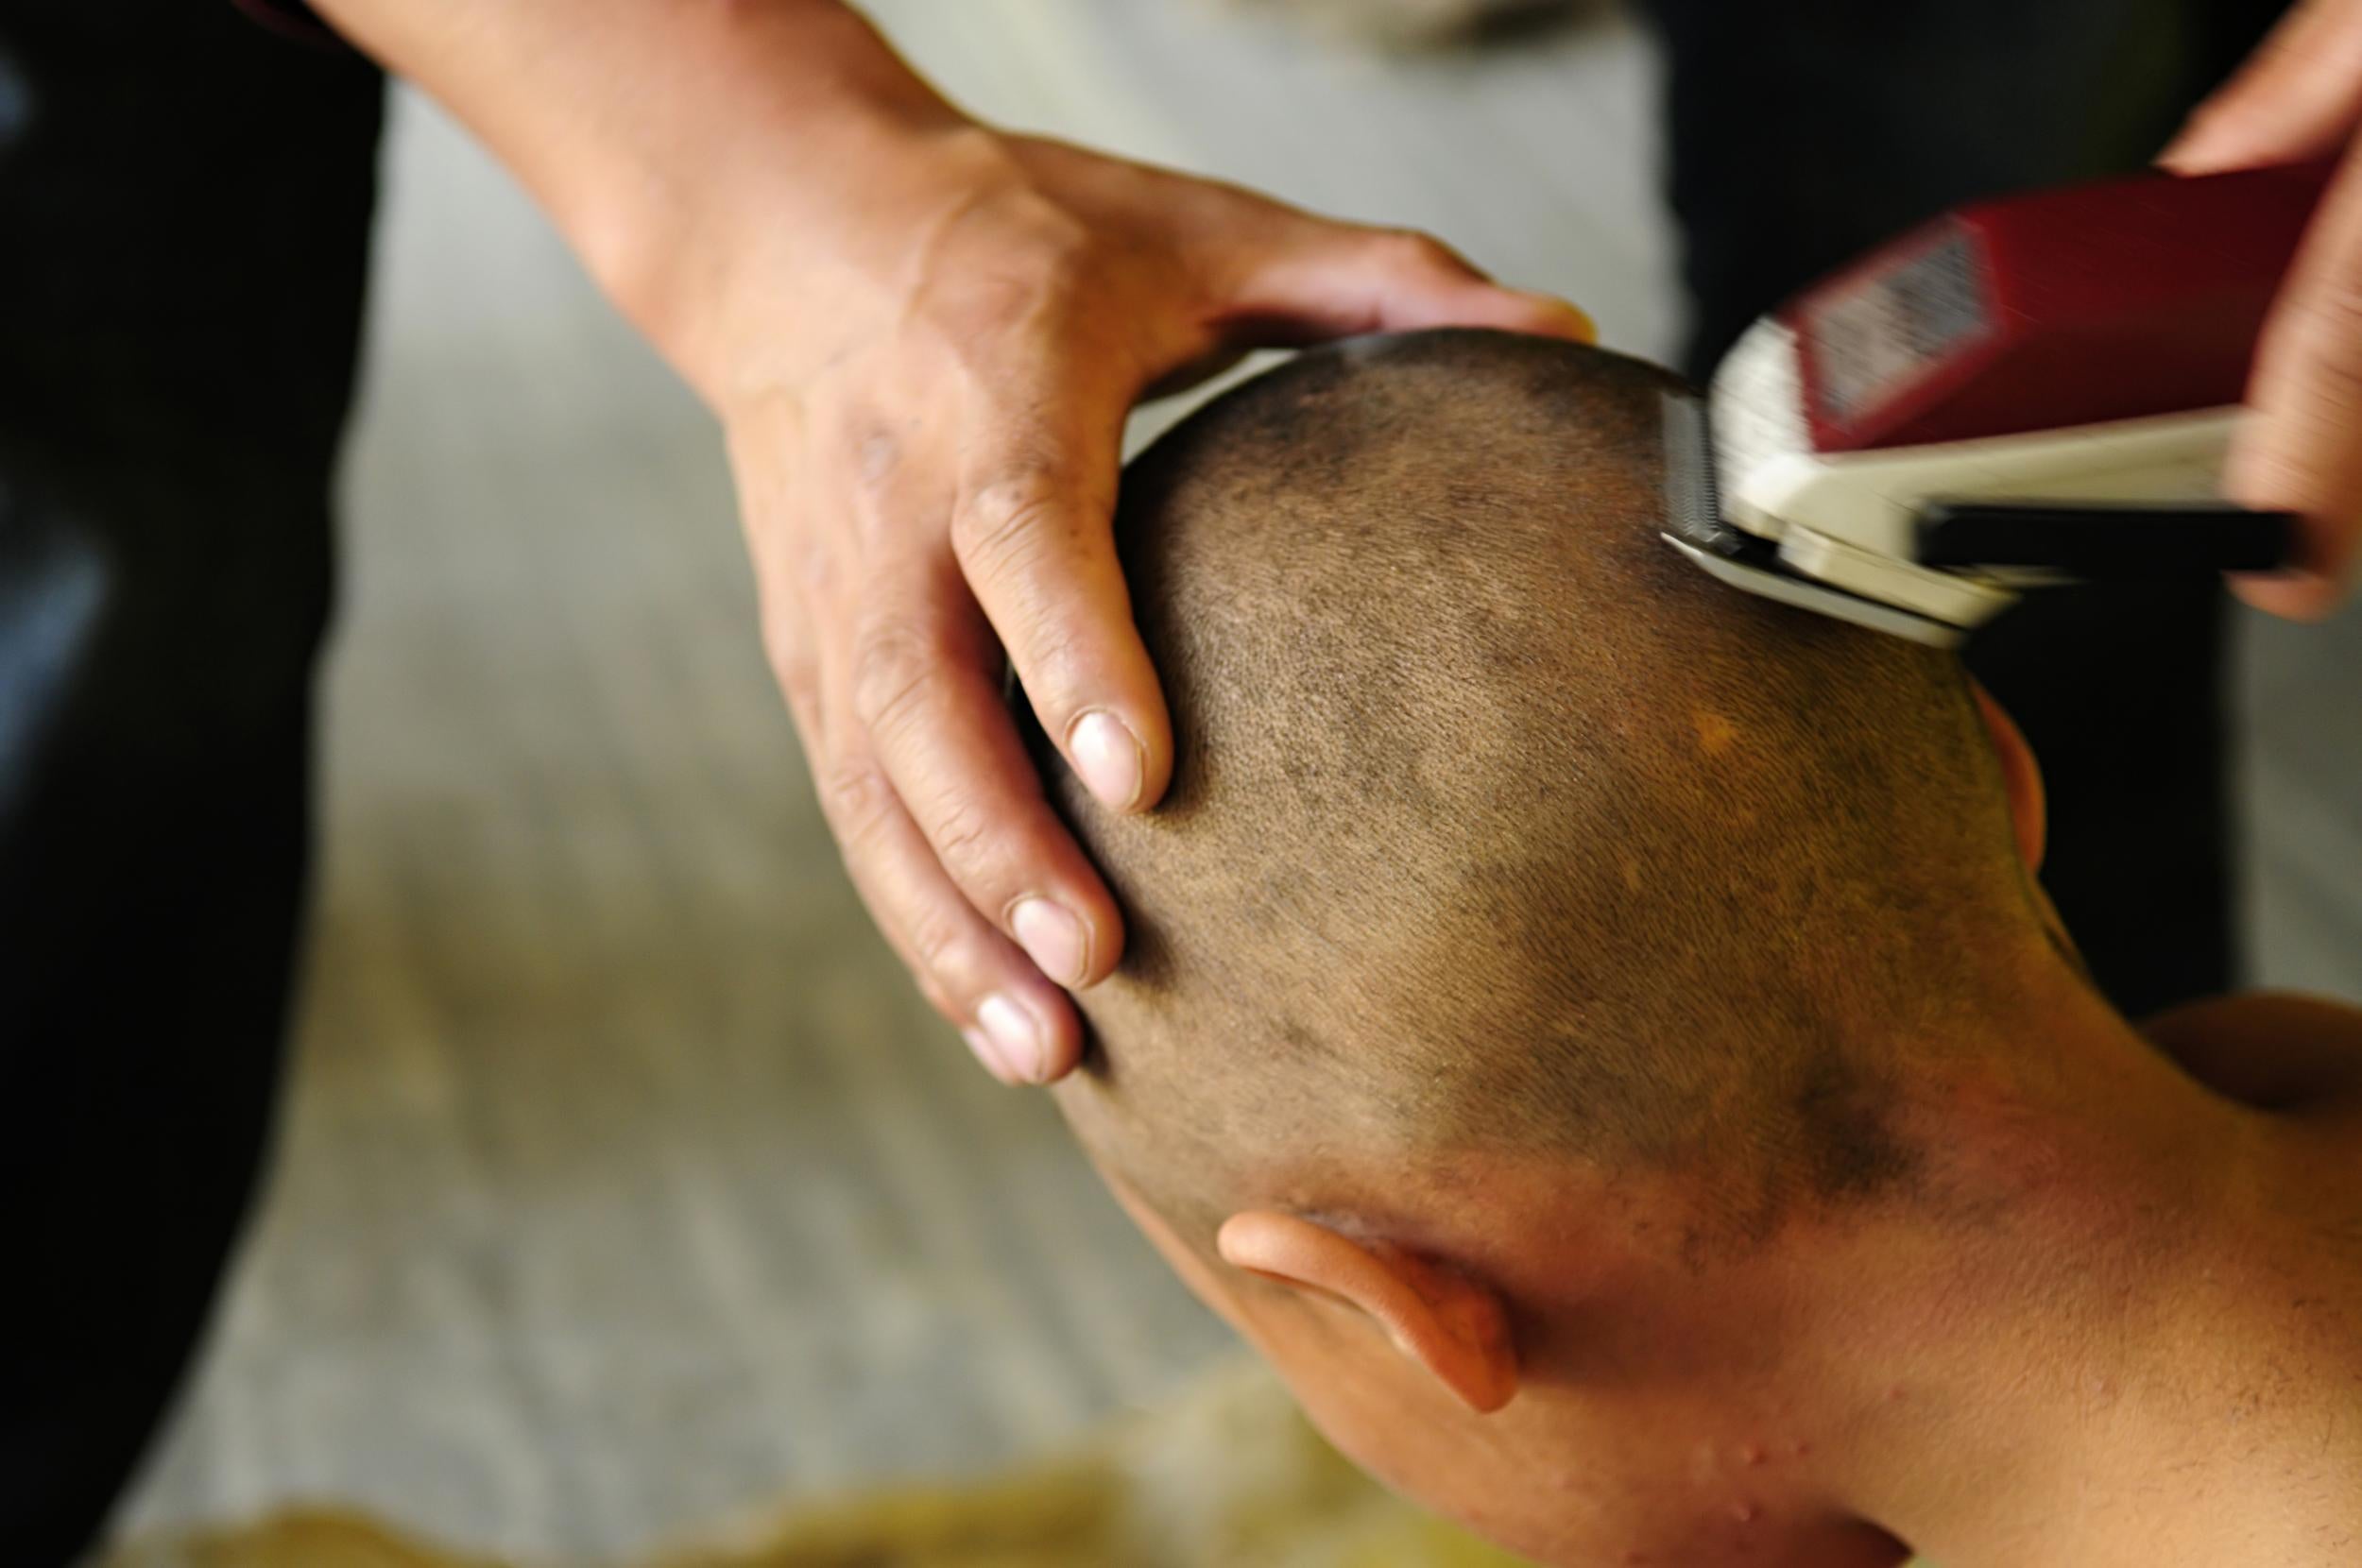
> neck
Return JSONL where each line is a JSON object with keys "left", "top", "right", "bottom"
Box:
{"left": 1808, "top": 986, "right": 2362, "bottom": 1567}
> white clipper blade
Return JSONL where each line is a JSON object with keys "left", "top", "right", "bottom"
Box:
{"left": 1658, "top": 386, "right": 1965, "bottom": 646}
{"left": 1661, "top": 535, "right": 1967, "bottom": 647}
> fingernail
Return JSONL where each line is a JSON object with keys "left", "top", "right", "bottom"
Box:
{"left": 1011, "top": 896, "right": 1089, "bottom": 986}
{"left": 963, "top": 1025, "right": 1020, "bottom": 1085}
{"left": 2233, "top": 567, "right": 2340, "bottom": 622}
{"left": 1069, "top": 710, "right": 1146, "bottom": 811}
{"left": 1519, "top": 289, "right": 1596, "bottom": 343}
{"left": 978, "top": 993, "right": 1048, "bottom": 1084}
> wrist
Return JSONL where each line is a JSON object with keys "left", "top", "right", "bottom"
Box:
{"left": 564, "top": 7, "right": 989, "bottom": 400}
{"left": 310, "top": 0, "right": 976, "bottom": 393}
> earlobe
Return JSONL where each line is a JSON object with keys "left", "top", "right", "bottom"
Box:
{"left": 1217, "top": 1210, "right": 1518, "bottom": 1414}
{"left": 1971, "top": 680, "right": 2045, "bottom": 873}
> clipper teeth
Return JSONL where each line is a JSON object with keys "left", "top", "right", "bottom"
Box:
{"left": 1659, "top": 388, "right": 1732, "bottom": 555}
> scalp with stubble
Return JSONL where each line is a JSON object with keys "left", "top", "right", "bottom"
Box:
{"left": 1036, "top": 330, "right": 2045, "bottom": 1251}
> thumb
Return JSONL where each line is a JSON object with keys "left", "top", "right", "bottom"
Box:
{"left": 2162, "top": 0, "right": 2362, "bottom": 172}
{"left": 1216, "top": 213, "right": 1595, "bottom": 346}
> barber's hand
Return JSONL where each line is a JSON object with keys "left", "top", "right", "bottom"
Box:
{"left": 2164, "top": 0, "right": 2362, "bottom": 618}
{"left": 671, "top": 129, "right": 1591, "bottom": 1084}
{"left": 314, "top": 0, "right": 1588, "bottom": 1084}
{"left": 318, "top": 0, "right": 1587, "bottom": 1077}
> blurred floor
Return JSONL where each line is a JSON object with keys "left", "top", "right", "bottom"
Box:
{"left": 108, "top": 1, "right": 2362, "bottom": 1562}
{"left": 106, "top": 1360, "right": 1526, "bottom": 1568}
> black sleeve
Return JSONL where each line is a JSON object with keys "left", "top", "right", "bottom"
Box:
{"left": 230, "top": 0, "right": 344, "bottom": 48}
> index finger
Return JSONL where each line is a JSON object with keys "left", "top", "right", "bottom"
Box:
{"left": 949, "top": 378, "right": 1174, "bottom": 821}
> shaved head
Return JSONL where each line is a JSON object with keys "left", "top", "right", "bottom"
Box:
{"left": 1040, "top": 331, "right": 2044, "bottom": 1252}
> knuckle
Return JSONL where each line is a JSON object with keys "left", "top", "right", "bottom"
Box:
{"left": 846, "top": 418, "right": 907, "bottom": 497}
{"left": 1005, "top": 620, "right": 1094, "bottom": 708}
{"left": 819, "top": 756, "right": 899, "bottom": 848}
{"left": 952, "top": 469, "right": 1070, "bottom": 569}
{"left": 925, "top": 793, "right": 1005, "bottom": 886}
{"left": 1375, "top": 227, "right": 1463, "bottom": 275}
{"left": 904, "top": 907, "right": 978, "bottom": 987}
{"left": 2294, "top": 282, "right": 2362, "bottom": 388}
{"left": 848, "top": 617, "right": 946, "bottom": 735}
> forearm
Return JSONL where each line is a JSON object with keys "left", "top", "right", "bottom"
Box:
{"left": 307, "top": 0, "right": 969, "bottom": 378}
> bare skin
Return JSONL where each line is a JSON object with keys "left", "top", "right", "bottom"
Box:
{"left": 296, "top": 0, "right": 2362, "bottom": 1087}
{"left": 1070, "top": 697, "right": 2362, "bottom": 1567}
{"left": 241, "top": 6, "right": 2362, "bottom": 1545}
{"left": 302, "top": 0, "right": 1591, "bottom": 1082}
{"left": 2166, "top": 0, "right": 2362, "bottom": 619}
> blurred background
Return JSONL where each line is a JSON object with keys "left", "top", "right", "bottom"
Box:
{"left": 103, "top": 0, "right": 2362, "bottom": 1561}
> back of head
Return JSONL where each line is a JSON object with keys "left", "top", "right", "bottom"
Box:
{"left": 1043, "top": 331, "right": 2043, "bottom": 1250}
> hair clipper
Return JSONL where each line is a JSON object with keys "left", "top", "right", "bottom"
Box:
{"left": 1662, "top": 159, "right": 2333, "bottom": 645}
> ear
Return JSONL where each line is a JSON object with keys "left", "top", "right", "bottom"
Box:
{"left": 1216, "top": 1210, "right": 1517, "bottom": 1414}
{"left": 1971, "top": 680, "right": 2045, "bottom": 873}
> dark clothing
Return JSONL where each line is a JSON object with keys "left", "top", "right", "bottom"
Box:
{"left": 1643, "top": 0, "right": 2288, "bottom": 1016}
{"left": 0, "top": 0, "right": 2286, "bottom": 1561}
{"left": 0, "top": 4, "right": 382, "bottom": 1562}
